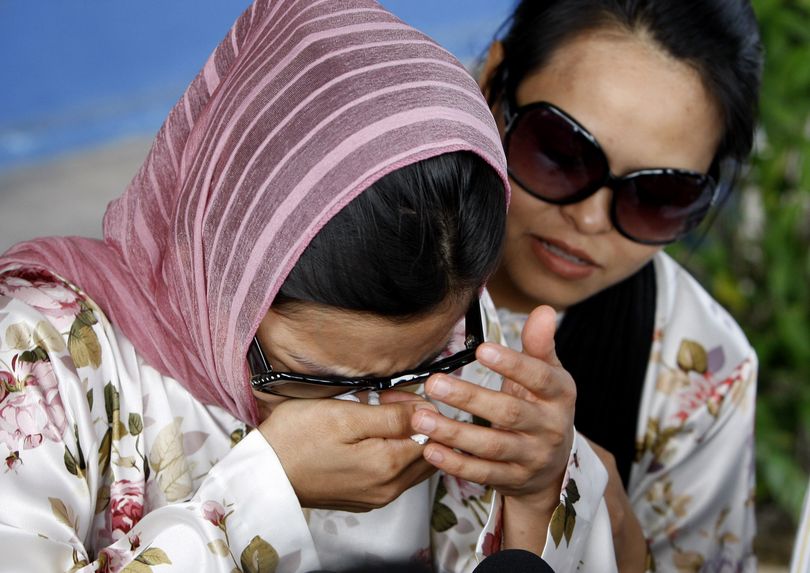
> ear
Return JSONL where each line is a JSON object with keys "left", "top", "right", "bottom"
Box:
{"left": 478, "top": 41, "right": 505, "bottom": 102}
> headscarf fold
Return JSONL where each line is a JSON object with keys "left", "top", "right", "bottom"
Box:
{"left": 0, "top": 0, "right": 508, "bottom": 425}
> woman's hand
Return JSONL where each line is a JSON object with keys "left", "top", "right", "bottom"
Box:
{"left": 411, "top": 305, "right": 577, "bottom": 551}
{"left": 586, "top": 439, "right": 648, "bottom": 572}
{"left": 259, "top": 392, "right": 438, "bottom": 512}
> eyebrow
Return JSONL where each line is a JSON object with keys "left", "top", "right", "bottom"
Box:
{"left": 287, "top": 340, "right": 452, "bottom": 380}
{"left": 286, "top": 353, "right": 345, "bottom": 377}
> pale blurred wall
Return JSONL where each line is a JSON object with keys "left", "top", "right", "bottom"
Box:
{"left": 0, "top": 0, "right": 514, "bottom": 254}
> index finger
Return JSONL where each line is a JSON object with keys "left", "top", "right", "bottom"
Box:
{"left": 476, "top": 342, "right": 575, "bottom": 402}
{"left": 349, "top": 400, "right": 438, "bottom": 441}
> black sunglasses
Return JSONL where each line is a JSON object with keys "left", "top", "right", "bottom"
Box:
{"left": 502, "top": 93, "right": 719, "bottom": 245}
{"left": 248, "top": 300, "right": 484, "bottom": 398}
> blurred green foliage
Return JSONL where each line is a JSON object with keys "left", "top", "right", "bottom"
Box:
{"left": 669, "top": 0, "right": 810, "bottom": 525}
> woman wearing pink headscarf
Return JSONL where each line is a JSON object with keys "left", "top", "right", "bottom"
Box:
{"left": 0, "top": 1, "right": 606, "bottom": 571}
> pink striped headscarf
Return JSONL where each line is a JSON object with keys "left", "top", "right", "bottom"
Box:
{"left": 1, "top": 0, "right": 508, "bottom": 425}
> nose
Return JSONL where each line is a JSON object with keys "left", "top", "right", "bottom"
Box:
{"left": 559, "top": 187, "right": 613, "bottom": 235}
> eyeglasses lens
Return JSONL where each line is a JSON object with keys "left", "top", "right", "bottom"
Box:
{"left": 260, "top": 381, "right": 366, "bottom": 399}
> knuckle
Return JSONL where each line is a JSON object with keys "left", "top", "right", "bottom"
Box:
{"left": 561, "top": 372, "right": 577, "bottom": 402}
{"left": 482, "top": 438, "right": 506, "bottom": 460}
{"left": 442, "top": 424, "right": 461, "bottom": 445}
{"left": 454, "top": 386, "right": 476, "bottom": 411}
{"left": 380, "top": 450, "right": 403, "bottom": 475}
{"left": 471, "top": 466, "right": 491, "bottom": 486}
{"left": 387, "top": 408, "right": 409, "bottom": 436}
{"left": 534, "top": 450, "right": 552, "bottom": 469}
{"left": 546, "top": 427, "right": 568, "bottom": 450}
{"left": 514, "top": 466, "right": 533, "bottom": 488}
{"left": 443, "top": 454, "right": 465, "bottom": 476}
{"left": 500, "top": 401, "right": 523, "bottom": 427}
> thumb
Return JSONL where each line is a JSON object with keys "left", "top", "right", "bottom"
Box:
{"left": 520, "top": 305, "right": 562, "bottom": 366}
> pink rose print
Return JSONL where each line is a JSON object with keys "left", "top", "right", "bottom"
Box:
{"left": 109, "top": 479, "right": 145, "bottom": 540}
{"left": 443, "top": 475, "right": 487, "bottom": 504}
{"left": 201, "top": 500, "right": 228, "bottom": 528}
{"left": 96, "top": 546, "right": 128, "bottom": 573}
{"left": 0, "top": 361, "right": 66, "bottom": 451}
{"left": 481, "top": 507, "right": 504, "bottom": 557}
{"left": 0, "top": 274, "right": 82, "bottom": 322}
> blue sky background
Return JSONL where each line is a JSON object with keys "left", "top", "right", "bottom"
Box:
{"left": 0, "top": 1, "right": 514, "bottom": 171}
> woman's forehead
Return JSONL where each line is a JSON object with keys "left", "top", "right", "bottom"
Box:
{"left": 260, "top": 300, "right": 468, "bottom": 377}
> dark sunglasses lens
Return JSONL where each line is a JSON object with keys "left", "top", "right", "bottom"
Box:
{"left": 614, "top": 173, "right": 713, "bottom": 243}
{"left": 507, "top": 107, "right": 606, "bottom": 202}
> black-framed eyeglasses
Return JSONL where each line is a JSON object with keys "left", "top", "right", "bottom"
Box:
{"left": 248, "top": 299, "right": 484, "bottom": 398}
{"left": 501, "top": 90, "right": 719, "bottom": 245}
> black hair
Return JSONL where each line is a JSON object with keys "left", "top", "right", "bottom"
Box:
{"left": 487, "top": 0, "right": 763, "bottom": 164}
{"left": 275, "top": 151, "right": 506, "bottom": 317}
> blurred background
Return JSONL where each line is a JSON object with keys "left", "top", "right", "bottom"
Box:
{"left": 1, "top": 1, "right": 809, "bottom": 568}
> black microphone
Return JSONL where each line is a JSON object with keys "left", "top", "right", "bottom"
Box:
{"left": 472, "top": 549, "right": 555, "bottom": 573}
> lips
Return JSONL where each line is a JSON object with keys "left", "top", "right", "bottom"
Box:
{"left": 529, "top": 235, "right": 599, "bottom": 280}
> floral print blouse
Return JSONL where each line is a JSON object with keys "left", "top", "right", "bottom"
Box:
{"left": 0, "top": 265, "right": 612, "bottom": 573}
{"left": 497, "top": 252, "right": 759, "bottom": 572}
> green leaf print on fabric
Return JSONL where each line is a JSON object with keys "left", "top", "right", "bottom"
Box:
{"left": 135, "top": 548, "right": 172, "bottom": 566}
{"left": 95, "top": 484, "right": 111, "bottom": 514}
{"left": 240, "top": 535, "right": 279, "bottom": 573}
{"left": 119, "top": 546, "right": 173, "bottom": 572}
{"left": 430, "top": 475, "right": 459, "bottom": 532}
{"left": 67, "top": 303, "right": 101, "bottom": 368}
{"left": 33, "top": 320, "right": 66, "bottom": 353}
{"left": 18, "top": 345, "right": 49, "bottom": 364}
{"left": 63, "top": 424, "right": 87, "bottom": 479}
{"left": 5, "top": 322, "right": 32, "bottom": 350}
{"left": 636, "top": 418, "right": 687, "bottom": 474}
{"left": 432, "top": 500, "right": 459, "bottom": 532}
{"left": 129, "top": 413, "right": 144, "bottom": 436}
{"left": 149, "top": 418, "right": 193, "bottom": 502}
{"left": 550, "top": 479, "right": 580, "bottom": 547}
{"left": 230, "top": 428, "right": 245, "bottom": 448}
{"left": 104, "top": 381, "right": 120, "bottom": 424}
{"left": 677, "top": 340, "right": 709, "bottom": 374}
{"left": 49, "top": 496, "right": 78, "bottom": 531}
{"left": 208, "top": 539, "right": 231, "bottom": 557}
{"left": 64, "top": 446, "right": 80, "bottom": 477}
{"left": 99, "top": 428, "right": 113, "bottom": 477}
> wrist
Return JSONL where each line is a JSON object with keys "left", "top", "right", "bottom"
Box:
{"left": 501, "top": 492, "right": 558, "bottom": 554}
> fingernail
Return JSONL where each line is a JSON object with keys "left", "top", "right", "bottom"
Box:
{"left": 414, "top": 412, "right": 437, "bottom": 433}
{"left": 425, "top": 448, "right": 444, "bottom": 463}
{"left": 478, "top": 345, "right": 500, "bottom": 365}
{"left": 428, "top": 376, "right": 451, "bottom": 399}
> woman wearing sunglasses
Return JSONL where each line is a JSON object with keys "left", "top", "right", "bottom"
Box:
{"left": 0, "top": 0, "right": 589, "bottom": 570}
{"left": 466, "top": 0, "right": 763, "bottom": 570}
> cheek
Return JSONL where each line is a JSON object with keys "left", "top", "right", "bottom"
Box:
{"left": 603, "top": 239, "right": 661, "bottom": 280}
{"left": 252, "top": 391, "right": 289, "bottom": 419}
{"left": 505, "top": 187, "right": 557, "bottom": 233}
